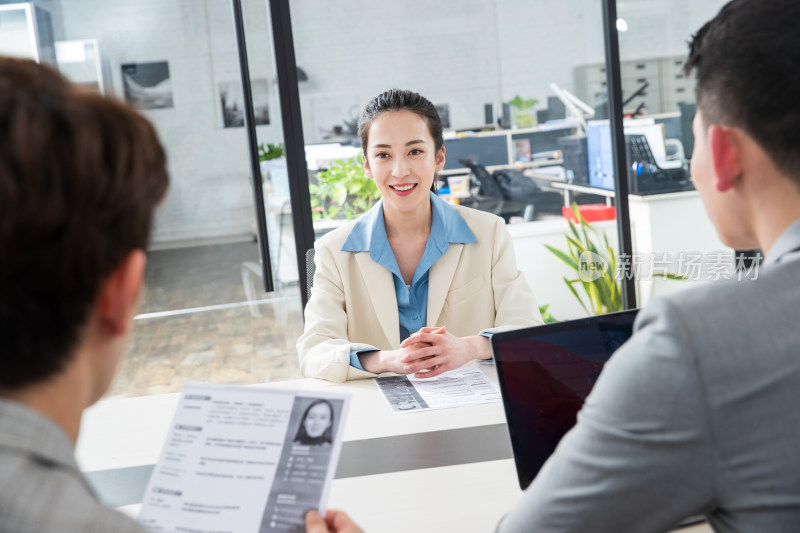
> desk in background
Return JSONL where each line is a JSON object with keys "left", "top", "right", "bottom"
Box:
{"left": 440, "top": 122, "right": 577, "bottom": 178}
{"left": 550, "top": 180, "right": 616, "bottom": 207}
{"left": 76, "top": 366, "right": 711, "bottom": 533}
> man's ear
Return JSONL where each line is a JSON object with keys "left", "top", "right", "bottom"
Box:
{"left": 709, "top": 125, "right": 742, "bottom": 192}
{"left": 363, "top": 154, "right": 372, "bottom": 178}
{"left": 435, "top": 146, "right": 446, "bottom": 172}
{"left": 98, "top": 250, "right": 146, "bottom": 335}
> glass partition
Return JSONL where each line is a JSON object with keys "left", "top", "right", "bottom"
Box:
{"left": 288, "top": 0, "right": 618, "bottom": 322}
{"left": 46, "top": 0, "right": 304, "bottom": 398}
{"left": 615, "top": 0, "right": 736, "bottom": 307}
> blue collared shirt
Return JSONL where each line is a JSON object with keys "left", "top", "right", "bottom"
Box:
{"left": 342, "top": 191, "right": 477, "bottom": 370}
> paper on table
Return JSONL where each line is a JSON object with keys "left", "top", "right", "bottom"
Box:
{"left": 138, "top": 383, "right": 349, "bottom": 533}
{"left": 374, "top": 367, "right": 501, "bottom": 414}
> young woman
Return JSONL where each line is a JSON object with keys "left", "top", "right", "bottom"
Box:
{"left": 293, "top": 399, "right": 334, "bottom": 446}
{"left": 297, "top": 89, "right": 541, "bottom": 382}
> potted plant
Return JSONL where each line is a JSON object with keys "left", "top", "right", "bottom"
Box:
{"left": 310, "top": 154, "right": 380, "bottom": 221}
{"left": 545, "top": 204, "right": 683, "bottom": 316}
{"left": 509, "top": 94, "right": 539, "bottom": 128}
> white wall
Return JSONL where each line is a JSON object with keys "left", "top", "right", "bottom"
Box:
{"left": 53, "top": 0, "right": 284, "bottom": 244}
{"left": 47, "top": 0, "right": 727, "bottom": 245}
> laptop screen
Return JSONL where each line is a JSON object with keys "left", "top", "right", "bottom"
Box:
{"left": 491, "top": 309, "right": 639, "bottom": 489}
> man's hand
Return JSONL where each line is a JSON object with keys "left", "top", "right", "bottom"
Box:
{"left": 305, "top": 509, "right": 365, "bottom": 533}
{"left": 399, "top": 327, "right": 491, "bottom": 378}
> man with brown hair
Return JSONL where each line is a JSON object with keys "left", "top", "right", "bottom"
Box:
{"left": 0, "top": 57, "right": 168, "bottom": 532}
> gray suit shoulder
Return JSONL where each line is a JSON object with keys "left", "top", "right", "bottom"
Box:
{"left": 637, "top": 256, "right": 800, "bottom": 391}
{"left": 652, "top": 256, "right": 800, "bottom": 322}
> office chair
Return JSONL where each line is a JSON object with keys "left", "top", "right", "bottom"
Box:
{"left": 453, "top": 158, "right": 530, "bottom": 221}
{"left": 458, "top": 158, "right": 504, "bottom": 198}
{"left": 305, "top": 247, "right": 315, "bottom": 303}
{"left": 458, "top": 159, "right": 564, "bottom": 221}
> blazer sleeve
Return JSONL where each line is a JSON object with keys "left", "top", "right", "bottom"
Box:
{"left": 484, "top": 217, "right": 543, "bottom": 333}
{"left": 296, "top": 239, "right": 378, "bottom": 383}
{"left": 495, "top": 298, "right": 715, "bottom": 533}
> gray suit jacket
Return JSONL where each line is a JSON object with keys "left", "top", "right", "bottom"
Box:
{"left": 498, "top": 219, "right": 800, "bottom": 533}
{"left": 0, "top": 399, "right": 146, "bottom": 533}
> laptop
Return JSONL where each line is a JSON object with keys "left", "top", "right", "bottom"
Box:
{"left": 491, "top": 309, "right": 639, "bottom": 490}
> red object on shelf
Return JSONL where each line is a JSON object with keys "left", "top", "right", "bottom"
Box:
{"left": 562, "top": 204, "right": 617, "bottom": 224}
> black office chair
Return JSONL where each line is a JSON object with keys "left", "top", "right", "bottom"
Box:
{"left": 305, "top": 247, "right": 315, "bottom": 302}
{"left": 454, "top": 159, "right": 532, "bottom": 221}
{"left": 458, "top": 158, "right": 564, "bottom": 221}
{"left": 459, "top": 158, "right": 504, "bottom": 198}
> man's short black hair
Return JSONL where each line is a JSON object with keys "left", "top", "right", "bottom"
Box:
{"left": 0, "top": 58, "right": 169, "bottom": 389}
{"left": 685, "top": 0, "right": 800, "bottom": 182}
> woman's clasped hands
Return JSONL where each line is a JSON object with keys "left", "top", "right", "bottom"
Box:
{"left": 398, "top": 326, "right": 491, "bottom": 378}
{"left": 359, "top": 327, "right": 491, "bottom": 377}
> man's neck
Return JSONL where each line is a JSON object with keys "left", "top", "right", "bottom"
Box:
{"left": 750, "top": 179, "right": 800, "bottom": 257}
{"left": 0, "top": 355, "right": 92, "bottom": 446}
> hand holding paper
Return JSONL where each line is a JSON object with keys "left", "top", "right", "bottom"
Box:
{"left": 304, "top": 509, "right": 365, "bottom": 533}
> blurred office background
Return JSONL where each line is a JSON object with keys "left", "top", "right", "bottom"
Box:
{"left": 0, "top": 0, "right": 729, "bottom": 399}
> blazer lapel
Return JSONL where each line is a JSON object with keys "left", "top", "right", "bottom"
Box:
{"left": 355, "top": 252, "right": 400, "bottom": 347}
{"left": 427, "top": 243, "right": 464, "bottom": 327}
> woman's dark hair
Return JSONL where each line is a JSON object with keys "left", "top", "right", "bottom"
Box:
{"left": 293, "top": 399, "right": 334, "bottom": 445}
{"left": 358, "top": 89, "right": 444, "bottom": 192}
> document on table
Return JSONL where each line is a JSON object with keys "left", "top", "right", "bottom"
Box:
{"left": 374, "top": 367, "right": 501, "bottom": 414}
{"left": 138, "top": 383, "right": 350, "bottom": 533}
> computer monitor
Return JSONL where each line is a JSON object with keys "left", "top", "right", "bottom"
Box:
{"left": 586, "top": 121, "right": 615, "bottom": 190}
{"left": 586, "top": 122, "right": 693, "bottom": 194}
{"left": 442, "top": 135, "right": 509, "bottom": 171}
{"left": 511, "top": 124, "right": 574, "bottom": 159}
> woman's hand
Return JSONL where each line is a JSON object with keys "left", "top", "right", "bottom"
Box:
{"left": 398, "top": 326, "right": 491, "bottom": 378}
{"left": 305, "top": 509, "right": 365, "bottom": 533}
{"left": 358, "top": 339, "right": 433, "bottom": 375}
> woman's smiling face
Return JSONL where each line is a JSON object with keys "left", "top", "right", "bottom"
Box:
{"left": 303, "top": 402, "right": 332, "bottom": 438}
{"left": 363, "top": 110, "right": 445, "bottom": 219}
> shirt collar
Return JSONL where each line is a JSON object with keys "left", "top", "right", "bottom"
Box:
{"left": 763, "top": 216, "right": 800, "bottom": 267}
{"left": 341, "top": 191, "right": 476, "bottom": 254}
{"left": 0, "top": 398, "right": 80, "bottom": 473}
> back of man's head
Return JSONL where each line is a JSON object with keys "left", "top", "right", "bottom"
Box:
{"left": 0, "top": 58, "right": 169, "bottom": 390}
{"left": 685, "top": 0, "right": 800, "bottom": 182}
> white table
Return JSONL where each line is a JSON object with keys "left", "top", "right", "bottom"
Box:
{"left": 76, "top": 366, "right": 711, "bottom": 533}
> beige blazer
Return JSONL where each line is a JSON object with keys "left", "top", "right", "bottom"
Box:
{"left": 297, "top": 204, "right": 542, "bottom": 382}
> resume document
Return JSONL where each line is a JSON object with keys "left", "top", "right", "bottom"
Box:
{"left": 138, "top": 383, "right": 349, "bottom": 533}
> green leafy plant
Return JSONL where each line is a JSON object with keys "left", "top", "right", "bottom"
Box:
{"left": 545, "top": 204, "right": 683, "bottom": 316}
{"left": 310, "top": 154, "right": 379, "bottom": 221}
{"left": 509, "top": 95, "right": 539, "bottom": 128}
{"left": 545, "top": 205, "right": 622, "bottom": 316}
{"left": 509, "top": 95, "right": 539, "bottom": 109}
{"left": 258, "top": 142, "right": 285, "bottom": 162}
{"left": 539, "top": 304, "right": 559, "bottom": 324}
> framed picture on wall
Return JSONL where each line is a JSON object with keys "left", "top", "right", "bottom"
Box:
{"left": 219, "top": 78, "right": 270, "bottom": 128}
{"left": 121, "top": 61, "right": 173, "bottom": 110}
{"left": 435, "top": 103, "right": 451, "bottom": 129}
